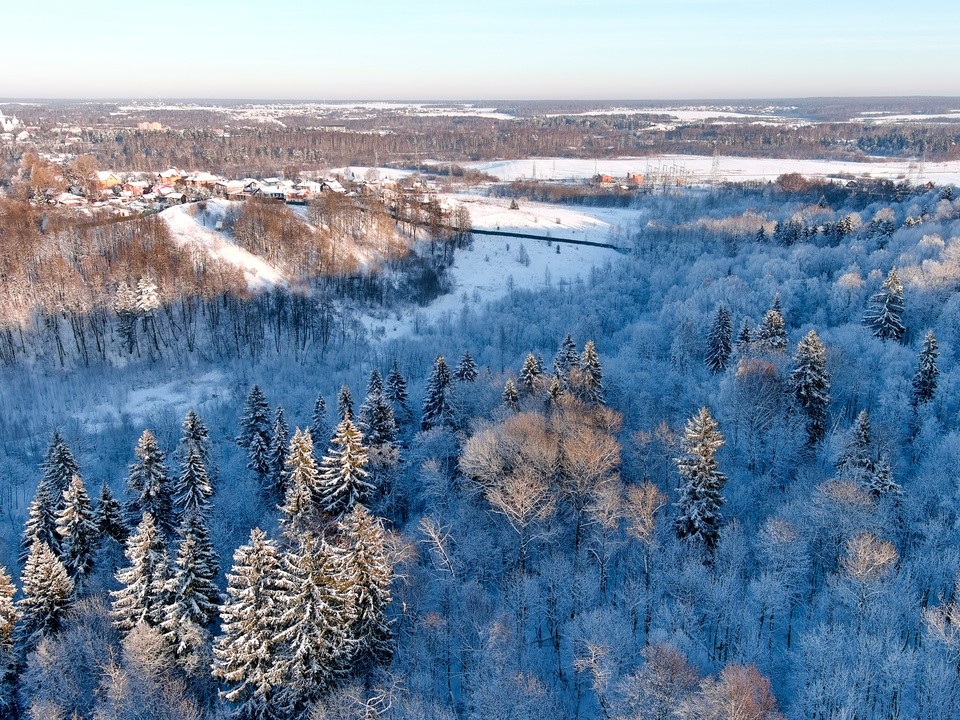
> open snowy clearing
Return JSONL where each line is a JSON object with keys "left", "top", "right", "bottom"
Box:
{"left": 466, "top": 154, "right": 960, "bottom": 185}
{"left": 363, "top": 196, "right": 633, "bottom": 342}
{"left": 160, "top": 200, "right": 287, "bottom": 289}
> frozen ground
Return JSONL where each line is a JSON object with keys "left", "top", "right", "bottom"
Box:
{"left": 362, "top": 195, "right": 633, "bottom": 342}
{"left": 466, "top": 154, "right": 960, "bottom": 186}
{"left": 160, "top": 200, "right": 287, "bottom": 289}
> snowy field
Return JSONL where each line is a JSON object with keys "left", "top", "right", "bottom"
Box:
{"left": 466, "top": 154, "right": 960, "bottom": 186}
{"left": 362, "top": 195, "right": 633, "bottom": 342}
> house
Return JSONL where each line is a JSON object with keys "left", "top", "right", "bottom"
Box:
{"left": 185, "top": 171, "right": 221, "bottom": 189}
{"left": 55, "top": 192, "right": 87, "bottom": 207}
{"left": 165, "top": 192, "right": 186, "bottom": 204}
{"left": 626, "top": 172, "right": 644, "bottom": 185}
{"left": 253, "top": 185, "right": 286, "bottom": 201}
{"left": 157, "top": 168, "right": 183, "bottom": 184}
{"left": 123, "top": 180, "right": 150, "bottom": 196}
{"left": 595, "top": 174, "right": 614, "bottom": 185}
{"left": 97, "top": 171, "right": 123, "bottom": 190}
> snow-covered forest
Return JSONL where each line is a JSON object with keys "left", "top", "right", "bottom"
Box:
{"left": 3, "top": 176, "right": 960, "bottom": 719}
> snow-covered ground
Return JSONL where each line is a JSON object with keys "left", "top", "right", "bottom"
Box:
{"left": 363, "top": 195, "right": 633, "bottom": 342}
{"left": 160, "top": 200, "right": 287, "bottom": 289}
{"left": 466, "top": 154, "right": 960, "bottom": 185}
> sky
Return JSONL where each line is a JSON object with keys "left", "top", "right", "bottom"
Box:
{"left": 1, "top": 0, "right": 959, "bottom": 100}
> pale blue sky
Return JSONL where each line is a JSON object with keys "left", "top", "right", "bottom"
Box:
{"left": 1, "top": 0, "right": 958, "bottom": 99}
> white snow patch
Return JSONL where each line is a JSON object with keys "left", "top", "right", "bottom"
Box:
{"left": 160, "top": 200, "right": 287, "bottom": 289}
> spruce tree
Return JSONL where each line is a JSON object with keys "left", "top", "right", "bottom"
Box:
{"left": 339, "top": 505, "right": 394, "bottom": 670}
{"left": 454, "top": 350, "right": 479, "bottom": 382}
{"left": 502, "top": 378, "right": 520, "bottom": 410}
{"left": 247, "top": 431, "right": 271, "bottom": 485}
{"left": 912, "top": 330, "right": 939, "bottom": 406}
{"left": 385, "top": 358, "right": 413, "bottom": 423}
{"left": 40, "top": 431, "right": 81, "bottom": 502}
{"left": 337, "top": 385, "right": 354, "bottom": 423}
{"left": 267, "top": 406, "right": 290, "bottom": 499}
{"left": 272, "top": 534, "right": 354, "bottom": 715}
{"left": 674, "top": 407, "right": 727, "bottom": 553}
{"left": 0, "top": 565, "right": 17, "bottom": 716}
{"left": 55, "top": 473, "right": 100, "bottom": 590}
{"left": 279, "top": 429, "right": 323, "bottom": 537}
{"left": 310, "top": 393, "right": 331, "bottom": 449}
{"left": 754, "top": 307, "right": 787, "bottom": 353}
{"left": 22, "top": 481, "right": 61, "bottom": 562}
{"left": 864, "top": 268, "right": 906, "bottom": 341}
{"left": 317, "top": 418, "right": 373, "bottom": 520}
{"left": 213, "top": 528, "right": 283, "bottom": 720}
{"left": 18, "top": 541, "right": 74, "bottom": 649}
{"left": 705, "top": 306, "right": 733, "bottom": 373}
{"left": 519, "top": 352, "right": 544, "bottom": 395}
{"left": 578, "top": 339, "right": 605, "bottom": 404}
{"left": 791, "top": 329, "right": 831, "bottom": 446}
{"left": 735, "top": 317, "right": 753, "bottom": 356}
{"left": 239, "top": 385, "right": 271, "bottom": 450}
{"left": 126, "top": 429, "right": 175, "bottom": 537}
{"left": 554, "top": 333, "right": 580, "bottom": 377}
{"left": 179, "top": 410, "right": 212, "bottom": 468}
{"left": 868, "top": 455, "right": 901, "bottom": 497}
{"left": 174, "top": 442, "right": 214, "bottom": 526}
{"left": 111, "top": 513, "right": 170, "bottom": 633}
{"left": 421, "top": 355, "right": 456, "bottom": 431}
{"left": 95, "top": 483, "right": 129, "bottom": 543}
{"left": 836, "top": 410, "right": 875, "bottom": 486}
{"left": 358, "top": 373, "right": 398, "bottom": 448}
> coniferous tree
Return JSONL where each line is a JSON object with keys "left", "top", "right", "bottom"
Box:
{"left": 213, "top": 528, "right": 283, "bottom": 720}
{"left": 358, "top": 372, "right": 398, "bottom": 448}
{"left": 0, "top": 565, "right": 17, "bottom": 716}
{"left": 421, "top": 355, "right": 456, "bottom": 431}
{"left": 126, "top": 430, "right": 175, "bottom": 537}
{"left": 791, "top": 329, "right": 831, "bottom": 446}
{"left": 547, "top": 371, "right": 564, "bottom": 406}
{"left": 279, "top": 429, "right": 322, "bottom": 537}
{"left": 912, "top": 330, "right": 939, "bottom": 406}
{"left": 22, "top": 482, "right": 61, "bottom": 562}
{"left": 239, "top": 385, "right": 271, "bottom": 450}
{"left": 247, "top": 431, "right": 271, "bottom": 485}
{"left": 754, "top": 307, "right": 787, "bottom": 353}
{"left": 337, "top": 385, "right": 354, "bottom": 423}
{"left": 705, "top": 306, "right": 733, "bottom": 373}
{"left": 735, "top": 317, "right": 753, "bottom": 356}
{"left": 174, "top": 442, "right": 214, "bottom": 525}
{"left": 310, "top": 393, "right": 331, "bottom": 449}
{"left": 578, "top": 339, "right": 605, "bottom": 404}
{"left": 868, "top": 455, "right": 901, "bottom": 497}
{"left": 385, "top": 359, "right": 413, "bottom": 423}
{"left": 864, "top": 268, "right": 906, "bottom": 341}
{"left": 339, "top": 505, "right": 394, "bottom": 670}
{"left": 674, "top": 407, "right": 727, "bottom": 553}
{"left": 317, "top": 418, "right": 373, "bottom": 520}
{"left": 40, "top": 431, "right": 81, "bottom": 502}
{"left": 267, "top": 406, "right": 290, "bottom": 499}
{"left": 179, "top": 410, "right": 212, "bottom": 468}
{"left": 18, "top": 541, "right": 74, "bottom": 649}
{"left": 836, "top": 410, "right": 875, "bottom": 486}
{"left": 454, "top": 350, "right": 479, "bottom": 382}
{"left": 95, "top": 483, "right": 129, "bottom": 544}
{"left": 111, "top": 513, "right": 170, "bottom": 633}
{"left": 502, "top": 378, "right": 520, "bottom": 410}
{"left": 55, "top": 473, "right": 100, "bottom": 590}
{"left": 272, "top": 534, "right": 354, "bottom": 716}
{"left": 519, "top": 352, "right": 544, "bottom": 395}
{"left": 554, "top": 333, "right": 580, "bottom": 378}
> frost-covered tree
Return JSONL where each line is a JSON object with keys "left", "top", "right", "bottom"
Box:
{"left": 18, "top": 541, "right": 74, "bottom": 649}
{"left": 754, "top": 307, "right": 787, "bottom": 354}
{"left": 867, "top": 455, "right": 901, "bottom": 497}
{"left": 126, "top": 430, "right": 175, "bottom": 537}
{"left": 791, "top": 329, "right": 831, "bottom": 446}
{"left": 836, "top": 410, "right": 875, "bottom": 486}
{"left": 454, "top": 349, "right": 479, "bottom": 382}
{"left": 173, "top": 441, "right": 213, "bottom": 525}
{"left": 577, "top": 339, "right": 604, "bottom": 404}
{"left": 247, "top": 431, "right": 271, "bottom": 485}
{"left": 912, "top": 330, "right": 939, "bottom": 406}
{"left": 337, "top": 385, "right": 354, "bottom": 423}
{"left": 735, "top": 317, "right": 753, "bottom": 356}
{"left": 55, "top": 474, "right": 100, "bottom": 590}
{"left": 22, "top": 481, "right": 61, "bottom": 562}
{"left": 279, "top": 429, "right": 322, "bottom": 537}
{"left": 705, "top": 306, "right": 733, "bottom": 373}
{"left": 674, "top": 407, "right": 727, "bottom": 553}
{"left": 115, "top": 281, "right": 139, "bottom": 353}
{"left": 213, "top": 528, "right": 283, "bottom": 720}
{"left": 40, "top": 431, "right": 81, "bottom": 503}
{"left": 0, "top": 565, "right": 16, "bottom": 715}
{"left": 267, "top": 405, "right": 290, "bottom": 499}
{"left": 272, "top": 534, "right": 354, "bottom": 716}
{"left": 111, "top": 513, "right": 170, "bottom": 633}
{"left": 310, "top": 393, "right": 331, "bottom": 449}
{"left": 239, "top": 385, "right": 271, "bottom": 450}
{"left": 519, "top": 352, "right": 544, "bottom": 395}
{"left": 554, "top": 333, "right": 581, "bottom": 378}
{"left": 318, "top": 418, "right": 373, "bottom": 520}
{"left": 421, "top": 355, "right": 456, "bottom": 431}
{"left": 864, "top": 268, "right": 906, "bottom": 341}
{"left": 179, "top": 410, "right": 211, "bottom": 468}
{"left": 339, "top": 505, "right": 394, "bottom": 670}
{"left": 502, "top": 378, "right": 520, "bottom": 410}
{"left": 385, "top": 360, "right": 413, "bottom": 428}
{"left": 95, "top": 484, "right": 128, "bottom": 543}
{"left": 358, "top": 372, "right": 398, "bottom": 449}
